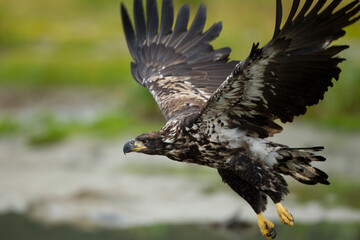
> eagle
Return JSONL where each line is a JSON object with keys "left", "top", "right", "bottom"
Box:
{"left": 120, "top": 0, "right": 359, "bottom": 239}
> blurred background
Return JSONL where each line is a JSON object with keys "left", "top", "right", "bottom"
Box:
{"left": 0, "top": 0, "right": 359, "bottom": 239}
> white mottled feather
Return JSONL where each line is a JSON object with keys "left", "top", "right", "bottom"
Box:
{"left": 246, "top": 137, "right": 280, "bottom": 166}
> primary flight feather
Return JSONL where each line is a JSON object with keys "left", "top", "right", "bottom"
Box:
{"left": 120, "top": 0, "right": 360, "bottom": 239}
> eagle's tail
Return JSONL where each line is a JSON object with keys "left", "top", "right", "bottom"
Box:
{"left": 275, "top": 147, "right": 330, "bottom": 185}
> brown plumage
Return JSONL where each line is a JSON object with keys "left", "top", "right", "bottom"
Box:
{"left": 120, "top": 0, "right": 360, "bottom": 239}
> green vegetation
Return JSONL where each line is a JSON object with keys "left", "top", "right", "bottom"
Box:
{"left": 1, "top": 0, "right": 360, "bottom": 145}
{"left": 0, "top": 213, "right": 230, "bottom": 240}
{"left": 292, "top": 178, "right": 360, "bottom": 209}
{"left": 1, "top": 213, "right": 359, "bottom": 240}
{"left": 0, "top": 112, "right": 162, "bottom": 145}
{"left": 0, "top": 118, "right": 19, "bottom": 135}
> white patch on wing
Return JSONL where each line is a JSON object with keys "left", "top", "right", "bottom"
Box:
{"left": 145, "top": 75, "right": 212, "bottom": 120}
{"left": 192, "top": 124, "right": 198, "bottom": 130}
{"left": 201, "top": 54, "right": 274, "bottom": 124}
{"left": 164, "top": 138, "right": 174, "bottom": 143}
{"left": 246, "top": 137, "right": 280, "bottom": 166}
{"left": 206, "top": 126, "right": 246, "bottom": 148}
{"left": 213, "top": 128, "right": 242, "bottom": 142}
{"left": 243, "top": 57, "right": 270, "bottom": 106}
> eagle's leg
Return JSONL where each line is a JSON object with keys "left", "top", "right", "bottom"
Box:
{"left": 275, "top": 202, "right": 294, "bottom": 226}
{"left": 256, "top": 180, "right": 294, "bottom": 227}
{"left": 257, "top": 212, "right": 276, "bottom": 240}
{"left": 218, "top": 169, "right": 276, "bottom": 240}
{"left": 228, "top": 155, "right": 294, "bottom": 227}
{"left": 263, "top": 187, "right": 294, "bottom": 226}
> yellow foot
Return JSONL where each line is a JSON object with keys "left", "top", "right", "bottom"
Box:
{"left": 257, "top": 213, "right": 276, "bottom": 239}
{"left": 275, "top": 202, "right": 294, "bottom": 226}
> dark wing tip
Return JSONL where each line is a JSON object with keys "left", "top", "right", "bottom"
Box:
{"left": 159, "top": 0, "right": 174, "bottom": 38}
{"left": 199, "top": 3, "right": 207, "bottom": 12}
{"left": 134, "top": 0, "right": 146, "bottom": 44}
{"left": 121, "top": 2, "right": 136, "bottom": 59}
{"left": 273, "top": 0, "right": 283, "bottom": 39}
{"left": 172, "top": 4, "right": 190, "bottom": 35}
{"left": 146, "top": 0, "right": 159, "bottom": 40}
{"left": 284, "top": 0, "right": 300, "bottom": 26}
{"left": 188, "top": 3, "right": 207, "bottom": 34}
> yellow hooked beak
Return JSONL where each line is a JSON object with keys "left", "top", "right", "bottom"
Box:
{"left": 123, "top": 139, "right": 147, "bottom": 154}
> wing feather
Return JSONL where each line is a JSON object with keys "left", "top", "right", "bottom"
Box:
{"left": 158, "top": 0, "right": 174, "bottom": 43}
{"left": 121, "top": 0, "right": 237, "bottom": 121}
{"left": 133, "top": 0, "right": 146, "bottom": 45}
{"left": 166, "top": 4, "right": 190, "bottom": 47}
{"left": 308, "top": 0, "right": 327, "bottom": 17}
{"left": 283, "top": 0, "right": 299, "bottom": 28}
{"left": 174, "top": 4, "right": 207, "bottom": 49}
{"left": 146, "top": 0, "right": 159, "bottom": 42}
{"left": 181, "top": 22, "right": 223, "bottom": 55}
{"left": 195, "top": 0, "right": 359, "bottom": 138}
{"left": 321, "top": 0, "right": 342, "bottom": 16}
{"left": 273, "top": 0, "right": 283, "bottom": 38}
{"left": 121, "top": 4, "right": 136, "bottom": 60}
{"left": 293, "top": 0, "right": 314, "bottom": 23}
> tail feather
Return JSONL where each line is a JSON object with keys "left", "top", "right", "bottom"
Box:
{"left": 275, "top": 146, "right": 330, "bottom": 185}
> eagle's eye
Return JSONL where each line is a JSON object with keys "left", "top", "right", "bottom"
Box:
{"left": 142, "top": 139, "right": 149, "bottom": 144}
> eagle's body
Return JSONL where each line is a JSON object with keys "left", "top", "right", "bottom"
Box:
{"left": 120, "top": 0, "right": 360, "bottom": 239}
{"left": 150, "top": 120, "right": 278, "bottom": 169}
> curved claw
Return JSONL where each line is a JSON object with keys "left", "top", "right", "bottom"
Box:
{"left": 266, "top": 227, "right": 277, "bottom": 239}
{"left": 257, "top": 213, "right": 276, "bottom": 239}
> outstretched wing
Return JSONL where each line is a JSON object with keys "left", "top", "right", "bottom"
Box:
{"left": 121, "top": 0, "right": 238, "bottom": 121}
{"left": 195, "top": 0, "right": 360, "bottom": 138}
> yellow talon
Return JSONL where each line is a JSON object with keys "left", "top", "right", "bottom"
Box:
{"left": 257, "top": 213, "right": 276, "bottom": 239}
{"left": 276, "top": 202, "right": 294, "bottom": 226}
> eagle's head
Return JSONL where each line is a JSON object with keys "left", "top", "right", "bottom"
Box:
{"left": 123, "top": 131, "right": 170, "bottom": 155}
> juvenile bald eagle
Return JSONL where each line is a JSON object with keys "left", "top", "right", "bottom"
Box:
{"left": 121, "top": 0, "right": 359, "bottom": 238}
